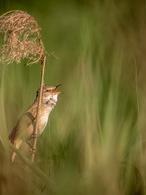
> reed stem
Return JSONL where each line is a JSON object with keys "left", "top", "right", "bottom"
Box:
{"left": 31, "top": 55, "right": 46, "bottom": 162}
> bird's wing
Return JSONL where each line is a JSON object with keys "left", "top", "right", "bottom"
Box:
{"left": 9, "top": 112, "right": 35, "bottom": 143}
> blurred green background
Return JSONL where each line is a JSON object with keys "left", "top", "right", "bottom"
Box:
{"left": 0, "top": 0, "right": 146, "bottom": 194}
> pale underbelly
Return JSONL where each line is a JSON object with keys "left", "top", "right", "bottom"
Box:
{"left": 37, "top": 114, "right": 49, "bottom": 135}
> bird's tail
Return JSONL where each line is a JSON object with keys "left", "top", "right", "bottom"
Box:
{"left": 10, "top": 139, "right": 23, "bottom": 162}
{"left": 8, "top": 127, "right": 17, "bottom": 144}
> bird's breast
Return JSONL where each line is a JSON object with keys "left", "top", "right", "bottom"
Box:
{"left": 38, "top": 109, "right": 51, "bottom": 135}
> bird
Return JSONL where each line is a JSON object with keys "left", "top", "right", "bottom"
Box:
{"left": 9, "top": 84, "right": 61, "bottom": 162}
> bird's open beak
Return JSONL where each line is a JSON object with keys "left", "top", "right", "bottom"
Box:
{"left": 54, "top": 84, "right": 61, "bottom": 94}
{"left": 55, "top": 84, "right": 61, "bottom": 88}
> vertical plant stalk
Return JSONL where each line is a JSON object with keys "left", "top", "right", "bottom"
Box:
{"left": 31, "top": 55, "right": 46, "bottom": 162}
{"left": 0, "top": 10, "right": 47, "bottom": 162}
{"left": 0, "top": 10, "right": 45, "bottom": 65}
{"left": 0, "top": 66, "right": 8, "bottom": 147}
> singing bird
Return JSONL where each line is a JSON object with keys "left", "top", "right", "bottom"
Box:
{"left": 9, "top": 85, "right": 61, "bottom": 162}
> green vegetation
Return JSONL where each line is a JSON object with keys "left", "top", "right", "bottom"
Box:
{"left": 0, "top": 0, "right": 145, "bottom": 194}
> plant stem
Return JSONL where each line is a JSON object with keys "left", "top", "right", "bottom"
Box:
{"left": 31, "top": 55, "right": 46, "bottom": 162}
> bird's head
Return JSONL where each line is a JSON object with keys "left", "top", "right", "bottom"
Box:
{"left": 36, "top": 84, "right": 61, "bottom": 106}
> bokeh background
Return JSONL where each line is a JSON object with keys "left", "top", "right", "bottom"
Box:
{"left": 0, "top": 0, "right": 146, "bottom": 194}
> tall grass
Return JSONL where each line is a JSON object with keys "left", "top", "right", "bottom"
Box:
{"left": 0, "top": 0, "right": 146, "bottom": 194}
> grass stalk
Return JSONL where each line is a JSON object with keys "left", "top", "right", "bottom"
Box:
{"left": 31, "top": 55, "right": 46, "bottom": 162}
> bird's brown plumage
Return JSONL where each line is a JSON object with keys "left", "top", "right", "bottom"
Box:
{"left": 9, "top": 85, "right": 61, "bottom": 162}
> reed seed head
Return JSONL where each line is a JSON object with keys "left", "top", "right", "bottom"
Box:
{"left": 0, "top": 10, "right": 45, "bottom": 65}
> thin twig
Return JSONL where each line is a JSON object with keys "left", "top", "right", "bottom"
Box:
{"left": 31, "top": 55, "right": 46, "bottom": 162}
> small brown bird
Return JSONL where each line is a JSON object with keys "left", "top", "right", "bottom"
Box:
{"left": 9, "top": 85, "right": 61, "bottom": 162}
